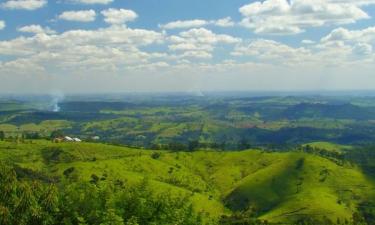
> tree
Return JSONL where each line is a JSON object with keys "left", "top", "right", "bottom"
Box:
{"left": 188, "top": 140, "right": 200, "bottom": 151}
{"left": 50, "top": 130, "right": 64, "bottom": 139}
{"left": 101, "top": 209, "right": 125, "bottom": 225}
{"left": 0, "top": 164, "right": 59, "bottom": 225}
{"left": 151, "top": 152, "right": 161, "bottom": 159}
{"left": 23, "top": 132, "right": 40, "bottom": 139}
{"left": 0, "top": 130, "right": 5, "bottom": 141}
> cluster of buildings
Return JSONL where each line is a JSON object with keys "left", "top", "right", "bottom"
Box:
{"left": 53, "top": 136, "right": 82, "bottom": 143}
{"left": 53, "top": 135, "right": 100, "bottom": 143}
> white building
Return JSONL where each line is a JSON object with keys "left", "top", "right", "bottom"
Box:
{"left": 64, "top": 136, "right": 74, "bottom": 142}
{"left": 64, "top": 136, "right": 82, "bottom": 142}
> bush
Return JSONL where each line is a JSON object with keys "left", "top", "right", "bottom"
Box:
{"left": 151, "top": 152, "right": 161, "bottom": 159}
{"left": 63, "top": 167, "right": 75, "bottom": 178}
{"left": 41, "top": 147, "right": 76, "bottom": 164}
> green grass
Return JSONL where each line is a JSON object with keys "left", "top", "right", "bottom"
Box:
{"left": 0, "top": 140, "right": 374, "bottom": 224}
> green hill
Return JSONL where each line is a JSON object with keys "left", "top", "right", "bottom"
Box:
{"left": 0, "top": 140, "right": 374, "bottom": 224}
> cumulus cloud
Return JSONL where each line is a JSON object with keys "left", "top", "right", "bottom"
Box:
{"left": 321, "top": 26, "right": 375, "bottom": 43}
{"left": 168, "top": 28, "right": 241, "bottom": 59}
{"left": 214, "top": 17, "right": 235, "bottom": 27}
{"left": 1, "top": 1, "right": 375, "bottom": 93}
{"left": 0, "top": 24, "right": 165, "bottom": 78}
{"left": 177, "top": 28, "right": 240, "bottom": 44}
{"left": 0, "top": 21, "right": 5, "bottom": 30}
{"left": 101, "top": 8, "right": 138, "bottom": 25}
{"left": 160, "top": 17, "right": 235, "bottom": 30}
{"left": 161, "top": 20, "right": 208, "bottom": 30}
{"left": 319, "top": 26, "right": 375, "bottom": 59}
{"left": 18, "top": 24, "right": 56, "bottom": 34}
{"left": 239, "top": 0, "right": 370, "bottom": 35}
{"left": 328, "top": 0, "right": 375, "bottom": 6}
{"left": 302, "top": 40, "right": 316, "bottom": 44}
{"left": 230, "top": 26, "right": 375, "bottom": 68}
{"left": 1, "top": 0, "right": 47, "bottom": 10}
{"left": 59, "top": 10, "right": 96, "bottom": 22}
{"left": 232, "top": 39, "right": 313, "bottom": 65}
{"left": 70, "top": 0, "right": 113, "bottom": 4}
{"left": 353, "top": 42, "right": 373, "bottom": 56}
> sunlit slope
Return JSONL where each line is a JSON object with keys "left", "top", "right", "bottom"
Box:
{"left": 225, "top": 154, "right": 374, "bottom": 223}
{"left": 0, "top": 140, "right": 228, "bottom": 222}
{"left": 0, "top": 140, "right": 374, "bottom": 223}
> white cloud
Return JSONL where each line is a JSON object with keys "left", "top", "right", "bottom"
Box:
{"left": 0, "top": 25, "right": 165, "bottom": 76}
{"left": 214, "top": 17, "right": 235, "bottom": 27}
{"left": 230, "top": 26, "right": 375, "bottom": 68}
{"left": 101, "top": 8, "right": 138, "bottom": 25}
{"left": 160, "top": 17, "right": 235, "bottom": 30}
{"left": 319, "top": 26, "right": 375, "bottom": 58}
{"left": 1, "top": 3, "right": 375, "bottom": 93}
{"left": 70, "top": 0, "right": 113, "bottom": 4}
{"left": 321, "top": 27, "right": 375, "bottom": 43}
{"left": 353, "top": 42, "right": 373, "bottom": 56}
{"left": 18, "top": 24, "right": 55, "bottom": 34}
{"left": 239, "top": 0, "right": 370, "bottom": 35}
{"left": 1, "top": 0, "right": 47, "bottom": 10}
{"left": 328, "top": 0, "right": 375, "bottom": 6}
{"left": 302, "top": 40, "right": 316, "bottom": 44}
{"left": 0, "top": 21, "right": 5, "bottom": 30}
{"left": 232, "top": 39, "right": 312, "bottom": 65}
{"left": 168, "top": 28, "right": 241, "bottom": 59}
{"left": 177, "top": 28, "right": 240, "bottom": 44}
{"left": 59, "top": 10, "right": 96, "bottom": 22}
{"left": 161, "top": 20, "right": 208, "bottom": 30}
{"left": 180, "top": 51, "right": 213, "bottom": 59}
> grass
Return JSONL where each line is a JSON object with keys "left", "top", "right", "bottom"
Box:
{"left": 0, "top": 140, "right": 374, "bottom": 224}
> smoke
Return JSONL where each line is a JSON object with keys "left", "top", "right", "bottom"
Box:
{"left": 50, "top": 92, "right": 64, "bottom": 112}
{"left": 191, "top": 89, "right": 205, "bottom": 97}
{"left": 188, "top": 84, "right": 205, "bottom": 97}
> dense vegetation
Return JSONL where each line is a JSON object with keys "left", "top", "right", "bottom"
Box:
{"left": 0, "top": 164, "right": 202, "bottom": 225}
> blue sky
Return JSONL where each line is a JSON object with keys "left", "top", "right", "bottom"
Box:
{"left": 1, "top": 0, "right": 375, "bottom": 93}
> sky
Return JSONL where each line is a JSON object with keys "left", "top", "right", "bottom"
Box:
{"left": 1, "top": 0, "right": 375, "bottom": 94}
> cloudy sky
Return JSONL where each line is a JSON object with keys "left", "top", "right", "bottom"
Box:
{"left": 1, "top": 0, "right": 375, "bottom": 93}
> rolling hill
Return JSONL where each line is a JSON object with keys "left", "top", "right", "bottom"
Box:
{"left": 0, "top": 140, "right": 374, "bottom": 224}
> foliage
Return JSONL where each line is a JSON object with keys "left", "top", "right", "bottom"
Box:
{"left": 50, "top": 130, "right": 64, "bottom": 139}
{"left": 0, "top": 164, "right": 204, "bottom": 225}
{"left": 0, "top": 164, "right": 59, "bottom": 225}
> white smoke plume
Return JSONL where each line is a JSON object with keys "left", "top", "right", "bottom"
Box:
{"left": 50, "top": 92, "right": 64, "bottom": 112}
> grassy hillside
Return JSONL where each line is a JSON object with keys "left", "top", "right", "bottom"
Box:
{"left": 0, "top": 140, "right": 374, "bottom": 224}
